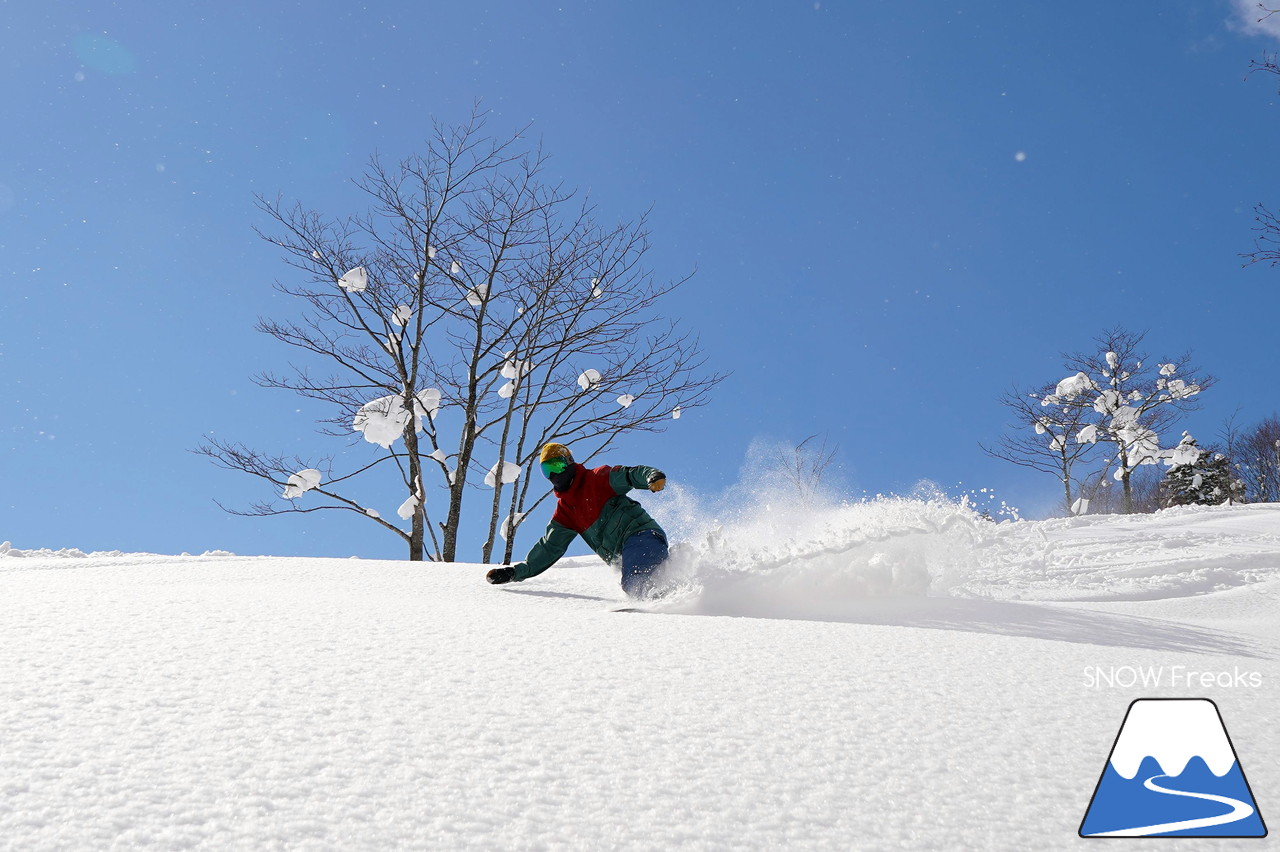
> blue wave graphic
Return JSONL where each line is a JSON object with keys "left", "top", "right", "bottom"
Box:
{"left": 1081, "top": 755, "right": 1266, "bottom": 837}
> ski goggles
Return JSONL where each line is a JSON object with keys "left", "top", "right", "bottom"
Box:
{"left": 540, "top": 458, "right": 572, "bottom": 478}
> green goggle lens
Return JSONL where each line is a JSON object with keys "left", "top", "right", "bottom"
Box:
{"left": 540, "top": 459, "right": 571, "bottom": 478}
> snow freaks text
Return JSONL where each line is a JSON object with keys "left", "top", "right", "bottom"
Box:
{"left": 1083, "top": 666, "right": 1263, "bottom": 689}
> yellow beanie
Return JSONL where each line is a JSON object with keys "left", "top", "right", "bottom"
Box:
{"left": 540, "top": 443, "right": 573, "bottom": 464}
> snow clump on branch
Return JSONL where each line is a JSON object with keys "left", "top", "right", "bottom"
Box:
{"left": 500, "top": 512, "right": 527, "bottom": 541}
{"left": 484, "top": 460, "right": 521, "bottom": 488}
{"left": 1054, "top": 372, "right": 1093, "bottom": 399}
{"left": 397, "top": 493, "right": 421, "bottom": 520}
{"left": 501, "top": 356, "right": 532, "bottom": 380}
{"left": 352, "top": 389, "right": 442, "bottom": 449}
{"left": 282, "top": 469, "right": 322, "bottom": 499}
{"left": 337, "top": 267, "right": 368, "bottom": 293}
{"left": 1166, "top": 433, "right": 1203, "bottom": 467}
{"left": 497, "top": 355, "right": 533, "bottom": 398}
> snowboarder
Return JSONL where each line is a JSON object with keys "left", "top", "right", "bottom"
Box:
{"left": 485, "top": 443, "right": 671, "bottom": 599}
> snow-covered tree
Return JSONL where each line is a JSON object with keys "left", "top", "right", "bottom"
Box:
{"left": 1042, "top": 328, "right": 1214, "bottom": 514}
{"left": 1159, "top": 434, "right": 1241, "bottom": 508}
{"left": 197, "top": 110, "right": 724, "bottom": 562}
{"left": 989, "top": 328, "right": 1215, "bottom": 515}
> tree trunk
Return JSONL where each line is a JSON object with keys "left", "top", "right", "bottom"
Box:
{"left": 441, "top": 408, "right": 478, "bottom": 562}
{"left": 1120, "top": 471, "right": 1134, "bottom": 514}
{"left": 501, "top": 474, "right": 524, "bottom": 564}
{"left": 410, "top": 511, "right": 424, "bottom": 561}
{"left": 441, "top": 480, "right": 462, "bottom": 562}
{"left": 481, "top": 379, "right": 524, "bottom": 564}
{"left": 402, "top": 413, "right": 426, "bottom": 561}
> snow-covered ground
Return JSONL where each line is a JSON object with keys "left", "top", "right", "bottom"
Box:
{"left": 2, "top": 502, "right": 1277, "bottom": 850}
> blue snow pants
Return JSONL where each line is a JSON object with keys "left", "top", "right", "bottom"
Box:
{"left": 619, "top": 529, "right": 670, "bottom": 599}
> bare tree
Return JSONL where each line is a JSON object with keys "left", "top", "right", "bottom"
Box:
{"left": 1233, "top": 414, "right": 1280, "bottom": 503}
{"left": 771, "top": 434, "right": 838, "bottom": 506}
{"left": 1218, "top": 409, "right": 1246, "bottom": 466}
{"left": 1242, "top": 203, "right": 1280, "bottom": 268}
{"left": 982, "top": 383, "right": 1099, "bottom": 515}
{"left": 1247, "top": 38, "right": 1279, "bottom": 90}
{"left": 1244, "top": 38, "right": 1280, "bottom": 267}
{"left": 197, "top": 110, "right": 724, "bottom": 562}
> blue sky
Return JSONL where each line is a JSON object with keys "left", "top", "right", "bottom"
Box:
{"left": 3, "top": 1, "right": 1278, "bottom": 559}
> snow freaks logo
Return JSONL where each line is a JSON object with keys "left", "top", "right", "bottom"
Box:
{"left": 1079, "top": 699, "right": 1267, "bottom": 838}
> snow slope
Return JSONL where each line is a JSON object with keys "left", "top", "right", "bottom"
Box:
{"left": 2, "top": 503, "right": 1277, "bottom": 850}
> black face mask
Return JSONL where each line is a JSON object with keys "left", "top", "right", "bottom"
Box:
{"left": 549, "top": 466, "right": 576, "bottom": 493}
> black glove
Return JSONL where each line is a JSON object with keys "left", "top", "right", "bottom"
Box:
{"left": 647, "top": 470, "right": 667, "bottom": 492}
{"left": 486, "top": 566, "right": 516, "bottom": 585}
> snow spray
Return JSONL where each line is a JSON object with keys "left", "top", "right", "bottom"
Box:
{"left": 647, "top": 443, "right": 998, "bottom": 616}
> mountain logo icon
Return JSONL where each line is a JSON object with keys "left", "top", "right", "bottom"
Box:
{"left": 1080, "top": 698, "right": 1267, "bottom": 838}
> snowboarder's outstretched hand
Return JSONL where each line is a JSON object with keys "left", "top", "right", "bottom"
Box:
{"left": 486, "top": 566, "right": 516, "bottom": 585}
{"left": 647, "top": 470, "right": 666, "bottom": 492}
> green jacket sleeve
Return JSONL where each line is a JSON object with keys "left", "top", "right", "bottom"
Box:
{"left": 512, "top": 521, "right": 577, "bottom": 581}
{"left": 609, "top": 465, "right": 662, "bottom": 495}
